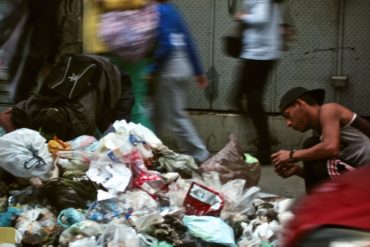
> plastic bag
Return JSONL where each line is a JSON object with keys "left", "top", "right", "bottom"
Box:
{"left": 15, "top": 205, "right": 59, "bottom": 245}
{"left": 56, "top": 150, "right": 94, "bottom": 168}
{"left": 182, "top": 215, "right": 237, "bottom": 247}
{"left": 166, "top": 177, "right": 193, "bottom": 209}
{"left": 117, "top": 189, "right": 159, "bottom": 219}
{"left": 223, "top": 186, "right": 261, "bottom": 218}
{"left": 86, "top": 160, "right": 132, "bottom": 194}
{"left": 98, "top": 3, "right": 159, "bottom": 62}
{"left": 96, "top": 221, "right": 140, "bottom": 247}
{"left": 96, "top": 132, "right": 133, "bottom": 163}
{"left": 57, "top": 208, "right": 85, "bottom": 228}
{"left": 97, "top": 122, "right": 155, "bottom": 162}
{"left": 0, "top": 207, "right": 22, "bottom": 227}
{"left": 69, "top": 236, "right": 98, "bottom": 247}
{"left": 86, "top": 198, "right": 128, "bottom": 223}
{"left": 0, "top": 128, "right": 53, "bottom": 180}
{"left": 200, "top": 135, "right": 261, "bottom": 188}
{"left": 39, "top": 176, "right": 97, "bottom": 212}
{"left": 132, "top": 212, "right": 163, "bottom": 233}
{"left": 156, "top": 146, "right": 198, "bottom": 178}
{"left": 58, "top": 220, "right": 104, "bottom": 247}
{"left": 66, "top": 135, "right": 97, "bottom": 151}
{"left": 113, "top": 120, "right": 162, "bottom": 149}
{"left": 129, "top": 149, "right": 168, "bottom": 197}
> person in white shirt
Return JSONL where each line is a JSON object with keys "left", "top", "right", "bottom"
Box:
{"left": 234, "top": 0, "right": 283, "bottom": 165}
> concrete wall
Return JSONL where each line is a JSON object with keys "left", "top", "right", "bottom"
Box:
{"left": 161, "top": 111, "right": 312, "bottom": 153}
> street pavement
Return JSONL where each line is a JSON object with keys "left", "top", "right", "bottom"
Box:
{"left": 258, "top": 164, "right": 305, "bottom": 199}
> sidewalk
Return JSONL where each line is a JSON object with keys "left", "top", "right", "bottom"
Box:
{"left": 258, "top": 165, "right": 305, "bottom": 199}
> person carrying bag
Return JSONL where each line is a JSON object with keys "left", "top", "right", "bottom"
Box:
{"left": 222, "top": 0, "right": 245, "bottom": 58}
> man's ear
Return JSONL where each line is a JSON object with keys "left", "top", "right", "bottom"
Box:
{"left": 296, "top": 99, "right": 306, "bottom": 109}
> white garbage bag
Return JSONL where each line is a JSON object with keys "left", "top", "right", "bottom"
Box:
{"left": 0, "top": 128, "right": 53, "bottom": 179}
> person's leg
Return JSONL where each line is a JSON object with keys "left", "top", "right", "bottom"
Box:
{"left": 117, "top": 59, "right": 154, "bottom": 130}
{"left": 302, "top": 136, "right": 330, "bottom": 193}
{"left": 111, "top": 72, "right": 135, "bottom": 122}
{"left": 10, "top": 56, "right": 44, "bottom": 103}
{"left": 102, "top": 72, "right": 135, "bottom": 135}
{"left": 243, "top": 59, "right": 274, "bottom": 164}
{"left": 7, "top": 25, "right": 43, "bottom": 103}
{"left": 153, "top": 74, "right": 209, "bottom": 163}
{"left": 10, "top": 0, "right": 61, "bottom": 103}
{"left": 150, "top": 74, "right": 168, "bottom": 137}
{"left": 232, "top": 62, "right": 248, "bottom": 112}
{"left": 96, "top": 54, "right": 136, "bottom": 135}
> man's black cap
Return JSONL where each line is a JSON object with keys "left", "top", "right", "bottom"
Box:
{"left": 279, "top": 87, "right": 325, "bottom": 112}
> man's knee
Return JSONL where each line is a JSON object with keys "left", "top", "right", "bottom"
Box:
{"left": 302, "top": 136, "right": 330, "bottom": 193}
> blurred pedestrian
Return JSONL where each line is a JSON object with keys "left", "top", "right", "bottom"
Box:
{"left": 148, "top": 0, "right": 210, "bottom": 164}
{"left": 83, "top": 0, "right": 153, "bottom": 131}
{"left": 82, "top": 0, "right": 137, "bottom": 133}
{"left": 0, "top": 0, "right": 61, "bottom": 103}
{"left": 233, "top": 0, "right": 283, "bottom": 165}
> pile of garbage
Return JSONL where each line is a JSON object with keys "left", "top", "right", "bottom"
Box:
{"left": 0, "top": 120, "right": 294, "bottom": 246}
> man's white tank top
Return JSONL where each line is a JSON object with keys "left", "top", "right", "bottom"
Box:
{"left": 339, "top": 113, "right": 370, "bottom": 166}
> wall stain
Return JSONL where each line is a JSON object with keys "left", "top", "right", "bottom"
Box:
{"left": 304, "top": 46, "right": 355, "bottom": 55}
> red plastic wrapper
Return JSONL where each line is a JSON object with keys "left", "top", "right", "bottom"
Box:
{"left": 129, "top": 148, "right": 149, "bottom": 176}
{"left": 129, "top": 148, "right": 168, "bottom": 196}
{"left": 133, "top": 172, "right": 168, "bottom": 195}
{"left": 183, "top": 182, "right": 224, "bottom": 216}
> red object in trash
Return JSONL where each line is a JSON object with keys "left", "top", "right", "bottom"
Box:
{"left": 183, "top": 182, "right": 224, "bottom": 216}
{"left": 282, "top": 164, "right": 370, "bottom": 247}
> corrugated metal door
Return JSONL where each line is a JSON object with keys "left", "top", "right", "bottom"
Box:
{"left": 171, "top": 0, "right": 213, "bottom": 109}
{"left": 174, "top": 0, "right": 370, "bottom": 116}
{"left": 0, "top": 1, "right": 9, "bottom": 111}
{"left": 274, "top": 0, "right": 339, "bottom": 112}
{"left": 341, "top": 0, "right": 370, "bottom": 116}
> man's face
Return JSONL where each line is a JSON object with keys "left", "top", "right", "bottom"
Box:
{"left": 282, "top": 101, "right": 310, "bottom": 132}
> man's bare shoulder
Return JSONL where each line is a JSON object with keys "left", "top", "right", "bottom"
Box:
{"left": 321, "top": 102, "right": 342, "bottom": 109}
{"left": 320, "top": 103, "right": 341, "bottom": 115}
{"left": 321, "top": 103, "right": 353, "bottom": 125}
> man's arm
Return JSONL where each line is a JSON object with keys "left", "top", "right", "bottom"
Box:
{"left": 235, "top": 1, "right": 271, "bottom": 25}
{"left": 273, "top": 104, "right": 342, "bottom": 164}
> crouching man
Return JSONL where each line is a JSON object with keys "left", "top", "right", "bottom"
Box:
{"left": 272, "top": 87, "right": 370, "bottom": 193}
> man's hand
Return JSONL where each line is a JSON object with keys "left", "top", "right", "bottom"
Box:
{"left": 195, "top": 75, "right": 209, "bottom": 89}
{"left": 274, "top": 162, "right": 303, "bottom": 178}
{"left": 234, "top": 11, "right": 246, "bottom": 21}
{"left": 271, "top": 149, "right": 291, "bottom": 165}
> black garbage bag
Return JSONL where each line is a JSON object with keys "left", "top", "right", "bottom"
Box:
{"left": 39, "top": 175, "right": 98, "bottom": 212}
